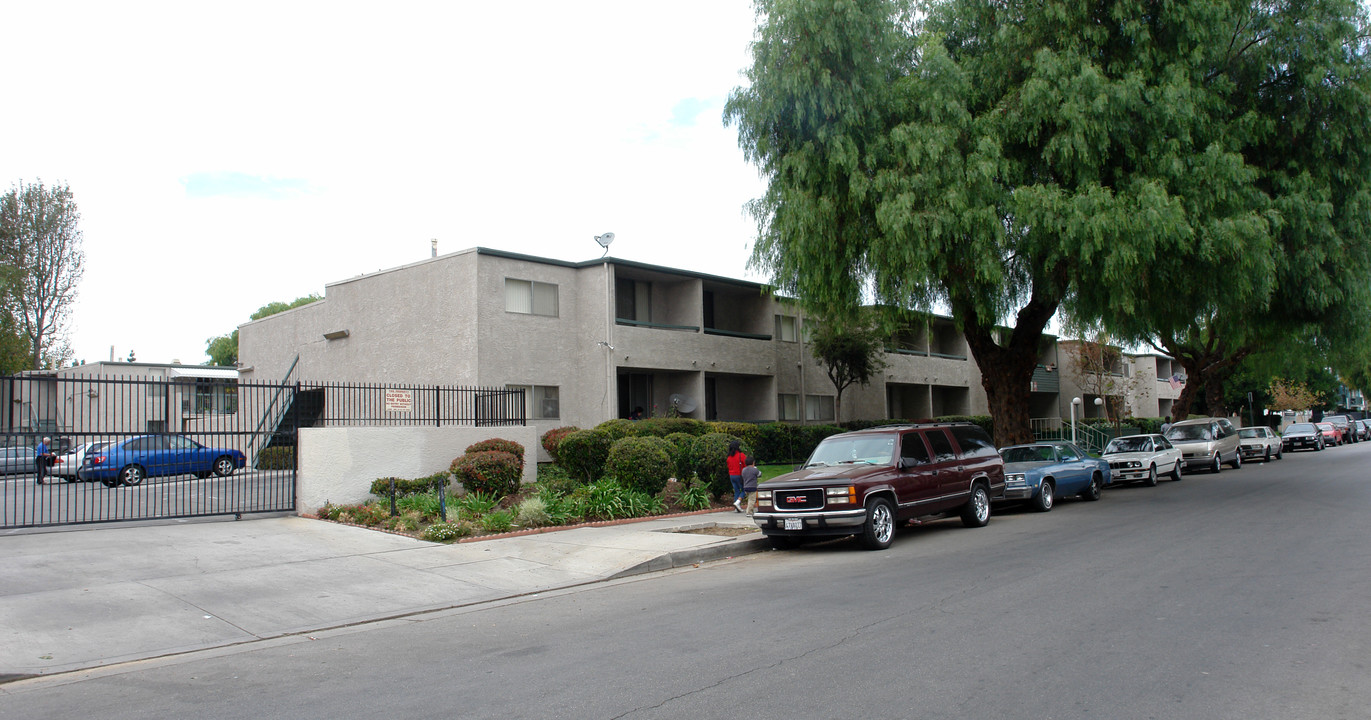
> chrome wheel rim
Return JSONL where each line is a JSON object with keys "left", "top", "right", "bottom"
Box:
{"left": 1040, "top": 485, "right": 1053, "bottom": 510}
{"left": 872, "top": 503, "right": 893, "bottom": 543}
{"left": 214, "top": 458, "right": 233, "bottom": 476}
{"left": 974, "top": 489, "right": 989, "bottom": 522}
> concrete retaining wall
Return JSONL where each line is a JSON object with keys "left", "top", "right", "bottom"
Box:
{"left": 297, "top": 425, "right": 539, "bottom": 513}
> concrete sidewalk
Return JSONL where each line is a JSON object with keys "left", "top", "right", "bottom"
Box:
{"left": 0, "top": 511, "right": 769, "bottom": 679}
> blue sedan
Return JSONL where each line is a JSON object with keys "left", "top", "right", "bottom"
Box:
{"left": 82, "top": 435, "right": 247, "bottom": 488}
{"left": 996, "top": 441, "right": 1112, "bottom": 512}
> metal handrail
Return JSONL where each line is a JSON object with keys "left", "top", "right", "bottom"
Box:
{"left": 247, "top": 355, "right": 299, "bottom": 467}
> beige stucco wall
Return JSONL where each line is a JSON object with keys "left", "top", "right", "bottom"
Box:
{"left": 297, "top": 425, "right": 539, "bottom": 512}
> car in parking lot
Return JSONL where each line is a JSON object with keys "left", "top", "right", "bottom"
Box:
{"left": 49, "top": 442, "right": 105, "bottom": 482}
{"left": 1166, "top": 417, "right": 1242, "bottom": 472}
{"left": 0, "top": 443, "right": 36, "bottom": 475}
{"left": 1281, "top": 423, "right": 1324, "bottom": 452}
{"left": 1356, "top": 419, "right": 1371, "bottom": 441}
{"left": 997, "top": 440, "right": 1111, "bottom": 511}
{"left": 81, "top": 435, "right": 247, "bottom": 487}
{"left": 1101, "top": 434, "right": 1183, "bottom": 485}
{"left": 752, "top": 423, "right": 1006, "bottom": 550}
{"left": 1238, "top": 426, "right": 1283, "bottom": 462}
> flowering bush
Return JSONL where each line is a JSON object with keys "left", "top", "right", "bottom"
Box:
{"left": 540, "top": 426, "right": 581, "bottom": 462}
{"left": 450, "top": 450, "right": 522, "bottom": 498}
{"left": 465, "top": 439, "right": 525, "bottom": 469}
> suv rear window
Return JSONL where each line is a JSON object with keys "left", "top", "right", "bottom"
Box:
{"left": 950, "top": 425, "right": 997, "bottom": 458}
{"left": 925, "top": 429, "right": 957, "bottom": 461}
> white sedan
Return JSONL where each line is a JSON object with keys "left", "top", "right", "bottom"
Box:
{"left": 1238, "top": 426, "right": 1283, "bottom": 462}
{"left": 1102, "top": 434, "right": 1183, "bottom": 486}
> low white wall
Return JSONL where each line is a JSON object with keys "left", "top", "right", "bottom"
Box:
{"left": 296, "top": 425, "right": 539, "bottom": 513}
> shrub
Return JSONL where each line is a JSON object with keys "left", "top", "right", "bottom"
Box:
{"left": 708, "top": 422, "right": 761, "bottom": 452}
{"left": 540, "top": 426, "right": 581, "bottom": 462}
{"left": 480, "top": 510, "right": 515, "bottom": 533}
{"left": 364, "top": 474, "right": 438, "bottom": 496}
{"left": 754, "top": 422, "right": 808, "bottom": 464}
{"left": 454, "top": 490, "right": 498, "bottom": 517}
{"left": 691, "top": 432, "right": 746, "bottom": 499}
{"left": 515, "top": 497, "right": 551, "bottom": 527}
{"left": 664, "top": 432, "right": 697, "bottom": 480}
{"left": 337, "top": 502, "right": 387, "bottom": 526}
{"left": 537, "top": 462, "right": 584, "bottom": 496}
{"left": 396, "top": 491, "right": 442, "bottom": 517}
{"left": 383, "top": 513, "right": 421, "bottom": 533}
{"left": 557, "top": 429, "right": 613, "bottom": 482}
{"left": 421, "top": 521, "right": 474, "bottom": 543}
{"left": 536, "top": 486, "right": 581, "bottom": 526}
{"left": 572, "top": 478, "right": 661, "bottom": 521}
{"left": 257, "top": 446, "right": 294, "bottom": 470}
{"left": 678, "top": 479, "right": 712, "bottom": 511}
{"left": 594, "top": 418, "right": 637, "bottom": 441}
{"left": 465, "top": 438, "right": 525, "bottom": 469}
{"left": 605, "top": 436, "right": 675, "bottom": 495}
{"left": 634, "top": 417, "right": 707, "bottom": 438}
{"left": 451, "top": 450, "right": 523, "bottom": 498}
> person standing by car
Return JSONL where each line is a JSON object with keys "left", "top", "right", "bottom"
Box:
{"left": 727, "top": 439, "right": 746, "bottom": 512}
{"left": 741, "top": 455, "right": 761, "bottom": 515}
{"left": 34, "top": 436, "right": 51, "bottom": 485}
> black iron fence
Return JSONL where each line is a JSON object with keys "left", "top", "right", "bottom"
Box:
{"left": 1, "top": 373, "right": 524, "bottom": 530}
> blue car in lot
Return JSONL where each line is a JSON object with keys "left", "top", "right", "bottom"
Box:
{"left": 82, "top": 435, "right": 247, "bottom": 488}
{"left": 996, "top": 441, "right": 1112, "bottom": 512}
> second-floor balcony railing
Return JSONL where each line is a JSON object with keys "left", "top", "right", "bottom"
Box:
{"left": 616, "top": 318, "right": 700, "bottom": 332}
{"left": 703, "top": 327, "right": 773, "bottom": 341}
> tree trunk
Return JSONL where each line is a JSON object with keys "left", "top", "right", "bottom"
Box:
{"left": 959, "top": 309, "right": 1056, "bottom": 447}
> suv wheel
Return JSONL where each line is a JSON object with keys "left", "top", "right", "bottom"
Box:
{"left": 1210, "top": 453, "right": 1223, "bottom": 473}
{"left": 859, "top": 497, "right": 895, "bottom": 550}
{"left": 960, "top": 484, "right": 991, "bottom": 527}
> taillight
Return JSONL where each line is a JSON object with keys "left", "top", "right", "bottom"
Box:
{"left": 87, "top": 455, "right": 106, "bottom": 466}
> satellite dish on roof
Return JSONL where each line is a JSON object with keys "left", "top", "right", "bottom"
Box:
{"left": 668, "top": 393, "right": 697, "bottom": 414}
{"left": 594, "top": 232, "right": 615, "bottom": 257}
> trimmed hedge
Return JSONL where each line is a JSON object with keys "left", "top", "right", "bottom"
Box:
{"left": 605, "top": 436, "right": 675, "bottom": 495}
{"left": 664, "top": 432, "right": 697, "bottom": 480}
{"left": 707, "top": 422, "right": 761, "bottom": 452}
{"left": 691, "top": 432, "right": 748, "bottom": 499}
{"left": 257, "top": 446, "right": 294, "bottom": 470}
{"left": 633, "top": 417, "right": 708, "bottom": 438}
{"left": 558, "top": 429, "right": 613, "bottom": 482}
{"left": 466, "top": 438, "right": 525, "bottom": 468}
{"left": 594, "top": 418, "right": 637, "bottom": 441}
{"left": 450, "top": 450, "right": 522, "bottom": 498}
{"left": 540, "top": 426, "right": 580, "bottom": 462}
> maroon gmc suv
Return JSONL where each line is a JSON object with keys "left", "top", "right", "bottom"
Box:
{"left": 752, "top": 423, "right": 1006, "bottom": 550}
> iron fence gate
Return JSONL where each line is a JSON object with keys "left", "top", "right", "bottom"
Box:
{"left": 1, "top": 373, "right": 525, "bottom": 530}
{"left": 1, "top": 374, "right": 298, "bottom": 529}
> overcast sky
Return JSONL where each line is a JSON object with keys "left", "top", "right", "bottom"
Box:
{"left": 2, "top": 1, "right": 769, "bottom": 367}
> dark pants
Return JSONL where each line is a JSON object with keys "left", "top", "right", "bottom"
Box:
{"left": 36, "top": 455, "right": 49, "bottom": 483}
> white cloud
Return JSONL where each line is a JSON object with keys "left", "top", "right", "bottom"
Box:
{"left": 2, "top": 1, "right": 768, "bottom": 366}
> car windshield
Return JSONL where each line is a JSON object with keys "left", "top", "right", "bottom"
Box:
{"left": 1238, "top": 428, "right": 1262, "bottom": 438}
{"left": 1104, "top": 437, "right": 1150, "bottom": 454}
{"left": 1285, "top": 424, "right": 1315, "bottom": 434}
{"left": 806, "top": 434, "right": 896, "bottom": 466}
{"left": 1000, "top": 446, "right": 1055, "bottom": 463}
{"left": 1167, "top": 425, "right": 1212, "bottom": 441}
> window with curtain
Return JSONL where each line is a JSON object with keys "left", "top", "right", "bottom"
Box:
{"left": 508, "top": 384, "right": 560, "bottom": 420}
{"left": 778, "top": 393, "right": 800, "bottom": 421}
{"left": 805, "top": 395, "right": 835, "bottom": 421}
{"left": 505, "top": 278, "right": 559, "bottom": 316}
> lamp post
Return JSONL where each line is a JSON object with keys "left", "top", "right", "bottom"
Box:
{"left": 1071, "top": 397, "right": 1081, "bottom": 444}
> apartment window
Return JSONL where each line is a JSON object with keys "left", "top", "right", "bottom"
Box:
{"left": 805, "top": 395, "right": 835, "bottom": 421}
{"left": 616, "top": 278, "right": 651, "bottom": 322}
{"left": 775, "top": 315, "right": 798, "bottom": 343}
{"left": 509, "top": 384, "right": 560, "bottom": 420}
{"left": 778, "top": 393, "right": 800, "bottom": 421}
{"left": 505, "top": 278, "right": 559, "bottom": 316}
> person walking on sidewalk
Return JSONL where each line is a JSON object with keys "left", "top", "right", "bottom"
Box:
{"left": 726, "top": 440, "right": 746, "bottom": 512}
{"left": 34, "top": 436, "right": 52, "bottom": 485}
{"left": 741, "top": 455, "right": 761, "bottom": 515}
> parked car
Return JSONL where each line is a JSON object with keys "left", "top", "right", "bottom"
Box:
{"left": 1238, "top": 426, "right": 1283, "bottom": 462}
{"left": 0, "top": 444, "right": 36, "bottom": 475}
{"left": 1101, "top": 434, "right": 1183, "bottom": 486}
{"left": 49, "top": 442, "right": 105, "bottom": 482}
{"left": 752, "top": 423, "right": 1006, "bottom": 550}
{"left": 81, "top": 435, "right": 247, "bottom": 488}
{"left": 1356, "top": 419, "right": 1371, "bottom": 441}
{"left": 998, "top": 441, "right": 1112, "bottom": 510}
{"left": 1281, "top": 423, "right": 1324, "bottom": 452}
{"left": 1316, "top": 422, "right": 1343, "bottom": 447}
{"left": 1323, "top": 415, "right": 1357, "bottom": 443}
{"left": 1166, "top": 417, "right": 1242, "bottom": 472}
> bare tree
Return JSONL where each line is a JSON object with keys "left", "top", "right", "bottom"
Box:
{"left": 0, "top": 180, "right": 85, "bottom": 369}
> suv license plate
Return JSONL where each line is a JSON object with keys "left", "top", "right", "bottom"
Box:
{"left": 784, "top": 517, "right": 802, "bottom": 530}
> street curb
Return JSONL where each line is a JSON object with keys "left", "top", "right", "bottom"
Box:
{"left": 609, "top": 533, "right": 772, "bottom": 579}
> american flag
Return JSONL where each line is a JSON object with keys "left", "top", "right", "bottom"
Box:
{"left": 1168, "top": 374, "right": 1184, "bottom": 390}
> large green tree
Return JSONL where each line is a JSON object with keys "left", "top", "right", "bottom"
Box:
{"left": 728, "top": 0, "right": 1292, "bottom": 444}
{"left": 1106, "top": 0, "right": 1371, "bottom": 419}
{"left": 0, "top": 180, "right": 85, "bottom": 370}
{"left": 204, "top": 294, "right": 321, "bottom": 366}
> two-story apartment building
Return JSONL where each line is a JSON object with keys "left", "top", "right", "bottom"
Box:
{"left": 240, "top": 247, "right": 1066, "bottom": 441}
{"left": 1056, "top": 340, "right": 1183, "bottom": 421}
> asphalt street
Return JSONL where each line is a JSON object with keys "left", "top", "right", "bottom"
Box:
{"left": 3, "top": 441, "right": 1368, "bottom": 719}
